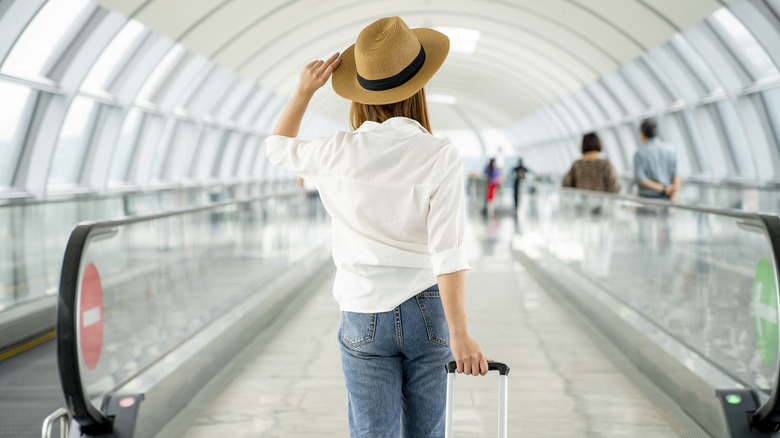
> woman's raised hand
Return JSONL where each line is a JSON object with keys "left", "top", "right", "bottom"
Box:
{"left": 297, "top": 52, "right": 341, "bottom": 97}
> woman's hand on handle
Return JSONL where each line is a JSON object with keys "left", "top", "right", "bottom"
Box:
{"left": 450, "top": 333, "right": 489, "bottom": 376}
{"left": 437, "top": 270, "right": 488, "bottom": 376}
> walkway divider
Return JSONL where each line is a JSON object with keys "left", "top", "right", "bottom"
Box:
{"left": 50, "top": 189, "right": 331, "bottom": 437}
{"left": 513, "top": 181, "right": 780, "bottom": 437}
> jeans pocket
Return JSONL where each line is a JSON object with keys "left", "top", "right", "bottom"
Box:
{"left": 416, "top": 293, "right": 449, "bottom": 346}
{"left": 340, "top": 312, "right": 377, "bottom": 348}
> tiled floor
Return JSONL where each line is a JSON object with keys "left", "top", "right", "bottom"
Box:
{"left": 185, "top": 215, "right": 681, "bottom": 437}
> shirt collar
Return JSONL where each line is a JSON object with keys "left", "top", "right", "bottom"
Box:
{"left": 355, "top": 117, "right": 430, "bottom": 138}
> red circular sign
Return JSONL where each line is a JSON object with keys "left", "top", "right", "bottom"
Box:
{"left": 79, "top": 263, "right": 104, "bottom": 370}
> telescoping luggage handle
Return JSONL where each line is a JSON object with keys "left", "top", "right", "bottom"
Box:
{"left": 445, "top": 360, "right": 510, "bottom": 438}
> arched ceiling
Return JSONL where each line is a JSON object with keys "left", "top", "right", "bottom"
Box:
{"left": 94, "top": 0, "right": 734, "bottom": 131}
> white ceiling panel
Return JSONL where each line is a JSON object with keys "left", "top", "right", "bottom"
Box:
{"left": 179, "top": 0, "right": 281, "bottom": 56}
{"left": 133, "top": 0, "right": 225, "bottom": 39}
{"left": 93, "top": 0, "right": 728, "bottom": 131}
{"left": 643, "top": 0, "right": 723, "bottom": 29}
{"left": 93, "top": 0, "right": 147, "bottom": 17}
{"left": 570, "top": 0, "right": 676, "bottom": 49}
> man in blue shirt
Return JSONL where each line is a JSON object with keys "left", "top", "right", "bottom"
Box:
{"left": 634, "top": 118, "right": 681, "bottom": 201}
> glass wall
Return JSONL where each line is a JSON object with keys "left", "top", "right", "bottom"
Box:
{"left": 0, "top": 0, "right": 340, "bottom": 200}
{"left": 512, "top": 3, "right": 780, "bottom": 187}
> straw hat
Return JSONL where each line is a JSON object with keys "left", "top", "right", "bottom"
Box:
{"left": 332, "top": 16, "right": 449, "bottom": 105}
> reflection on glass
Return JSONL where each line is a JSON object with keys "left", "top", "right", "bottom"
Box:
{"left": 135, "top": 44, "right": 185, "bottom": 103}
{"left": 0, "top": 82, "right": 32, "bottom": 187}
{"left": 219, "top": 132, "right": 245, "bottom": 179}
{"left": 669, "top": 34, "right": 722, "bottom": 94}
{"left": 48, "top": 97, "right": 97, "bottom": 187}
{"left": 518, "top": 183, "right": 778, "bottom": 395}
{"left": 165, "top": 121, "right": 198, "bottom": 181}
{"left": 194, "top": 127, "right": 222, "bottom": 180}
{"left": 108, "top": 109, "right": 142, "bottom": 184}
{"left": 1, "top": 0, "right": 90, "bottom": 78}
{"left": 81, "top": 20, "right": 146, "bottom": 93}
{"left": 236, "top": 137, "right": 260, "bottom": 179}
{"left": 73, "top": 193, "right": 330, "bottom": 408}
{"left": 710, "top": 8, "right": 779, "bottom": 80}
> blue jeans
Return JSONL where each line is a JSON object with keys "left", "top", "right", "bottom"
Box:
{"left": 339, "top": 285, "right": 453, "bottom": 437}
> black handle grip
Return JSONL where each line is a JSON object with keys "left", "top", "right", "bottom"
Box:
{"left": 446, "top": 360, "right": 510, "bottom": 376}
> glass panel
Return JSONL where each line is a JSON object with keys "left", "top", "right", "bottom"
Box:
{"left": 600, "top": 73, "right": 644, "bottom": 117}
{"left": 237, "top": 136, "right": 260, "bottom": 179}
{"left": 615, "top": 124, "right": 639, "bottom": 175}
{"left": 147, "top": 120, "right": 177, "bottom": 182}
{"left": 166, "top": 121, "right": 199, "bottom": 181}
{"left": 570, "top": 92, "right": 605, "bottom": 126}
{"left": 131, "top": 114, "right": 165, "bottom": 184}
{"left": 715, "top": 99, "right": 757, "bottom": 177}
{"left": 0, "top": 81, "right": 32, "bottom": 187}
{"left": 762, "top": 88, "right": 780, "bottom": 179}
{"left": 135, "top": 44, "right": 186, "bottom": 103}
{"left": 108, "top": 109, "right": 143, "bottom": 183}
{"left": 71, "top": 193, "right": 330, "bottom": 407}
{"left": 48, "top": 97, "right": 98, "bottom": 186}
{"left": 736, "top": 94, "right": 779, "bottom": 181}
{"left": 621, "top": 62, "right": 668, "bottom": 109}
{"left": 693, "top": 105, "right": 731, "bottom": 178}
{"left": 682, "top": 25, "right": 746, "bottom": 92}
{"left": 518, "top": 182, "right": 780, "bottom": 395}
{"left": 668, "top": 34, "right": 722, "bottom": 94}
{"left": 194, "top": 127, "right": 223, "bottom": 181}
{"left": 657, "top": 113, "right": 693, "bottom": 177}
{"left": 585, "top": 82, "right": 623, "bottom": 121}
{"left": 1, "top": 0, "right": 90, "bottom": 78}
{"left": 81, "top": 20, "right": 146, "bottom": 93}
{"left": 643, "top": 47, "right": 702, "bottom": 102}
{"left": 598, "top": 129, "right": 625, "bottom": 176}
{"left": 710, "top": 8, "right": 779, "bottom": 80}
{"left": 558, "top": 96, "right": 591, "bottom": 131}
{"left": 219, "top": 132, "right": 244, "bottom": 179}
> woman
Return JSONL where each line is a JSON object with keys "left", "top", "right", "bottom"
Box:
{"left": 484, "top": 157, "right": 501, "bottom": 213}
{"left": 265, "top": 17, "right": 487, "bottom": 437}
{"left": 562, "top": 132, "right": 621, "bottom": 193}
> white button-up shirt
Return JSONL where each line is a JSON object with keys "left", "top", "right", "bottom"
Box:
{"left": 266, "top": 117, "right": 469, "bottom": 312}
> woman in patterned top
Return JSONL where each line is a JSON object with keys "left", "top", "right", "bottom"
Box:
{"left": 562, "top": 132, "right": 621, "bottom": 193}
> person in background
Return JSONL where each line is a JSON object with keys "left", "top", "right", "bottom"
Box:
{"left": 484, "top": 157, "right": 501, "bottom": 215}
{"left": 562, "top": 132, "right": 621, "bottom": 193}
{"left": 511, "top": 158, "right": 529, "bottom": 209}
{"left": 634, "top": 118, "right": 680, "bottom": 201}
{"left": 265, "top": 16, "right": 487, "bottom": 437}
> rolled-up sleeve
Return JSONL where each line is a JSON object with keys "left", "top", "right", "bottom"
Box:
{"left": 265, "top": 135, "right": 328, "bottom": 179}
{"left": 428, "top": 146, "right": 470, "bottom": 276}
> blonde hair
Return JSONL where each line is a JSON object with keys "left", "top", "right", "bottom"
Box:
{"left": 350, "top": 88, "right": 432, "bottom": 133}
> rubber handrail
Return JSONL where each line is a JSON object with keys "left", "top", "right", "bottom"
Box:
{"left": 56, "top": 222, "right": 112, "bottom": 434}
{"left": 55, "top": 189, "right": 307, "bottom": 434}
{"left": 749, "top": 214, "right": 780, "bottom": 432}
{"left": 522, "top": 180, "right": 769, "bottom": 218}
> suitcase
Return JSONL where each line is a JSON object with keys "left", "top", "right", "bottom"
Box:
{"left": 444, "top": 360, "right": 510, "bottom": 438}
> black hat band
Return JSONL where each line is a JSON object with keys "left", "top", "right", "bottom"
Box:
{"left": 356, "top": 46, "right": 426, "bottom": 92}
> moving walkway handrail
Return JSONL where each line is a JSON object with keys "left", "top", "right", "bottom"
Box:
{"left": 527, "top": 179, "right": 772, "bottom": 218}
{"left": 56, "top": 189, "right": 304, "bottom": 435}
{"left": 524, "top": 180, "right": 780, "bottom": 432}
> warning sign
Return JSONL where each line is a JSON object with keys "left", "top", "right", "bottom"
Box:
{"left": 80, "top": 263, "right": 104, "bottom": 370}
